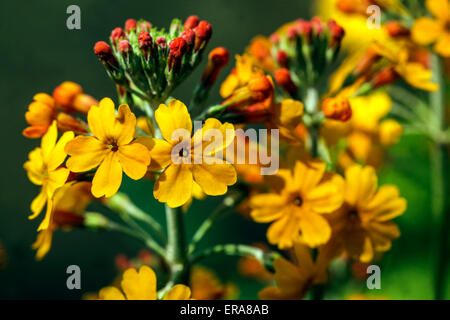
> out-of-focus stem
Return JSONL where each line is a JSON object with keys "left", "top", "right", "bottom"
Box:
{"left": 429, "top": 53, "right": 447, "bottom": 300}
{"left": 305, "top": 87, "right": 320, "bottom": 158}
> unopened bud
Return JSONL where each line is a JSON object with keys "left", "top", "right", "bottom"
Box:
{"left": 248, "top": 75, "right": 273, "bottom": 101}
{"left": 287, "top": 26, "right": 297, "bottom": 40}
{"left": 57, "top": 113, "right": 88, "bottom": 133}
{"left": 110, "top": 27, "right": 125, "bottom": 41}
{"left": 322, "top": 97, "right": 352, "bottom": 121}
{"left": 201, "top": 47, "right": 230, "bottom": 87}
{"left": 372, "top": 66, "right": 399, "bottom": 88}
{"left": 194, "top": 21, "right": 212, "bottom": 52}
{"left": 139, "top": 21, "right": 152, "bottom": 32}
{"left": 385, "top": 21, "right": 410, "bottom": 37}
{"left": 311, "top": 17, "right": 324, "bottom": 35}
{"left": 119, "top": 40, "right": 131, "bottom": 54}
{"left": 181, "top": 29, "right": 195, "bottom": 47}
{"left": 270, "top": 33, "right": 279, "bottom": 44}
{"left": 156, "top": 36, "right": 166, "bottom": 48}
{"left": 379, "top": 119, "right": 403, "bottom": 145}
{"left": 168, "top": 37, "right": 188, "bottom": 71}
{"left": 329, "top": 20, "right": 345, "bottom": 48}
{"left": 84, "top": 212, "right": 109, "bottom": 229}
{"left": 125, "top": 19, "right": 137, "bottom": 32}
{"left": 94, "top": 41, "right": 118, "bottom": 67}
{"left": 138, "top": 31, "right": 153, "bottom": 50}
{"left": 296, "top": 19, "right": 312, "bottom": 37}
{"left": 275, "top": 68, "right": 297, "bottom": 97}
{"left": 72, "top": 94, "right": 97, "bottom": 113}
{"left": 184, "top": 15, "right": 199, "bottom": 29}
{"left": 53, "top": 81, "right": 82, "bottom": 112}
{"left": 354, "top": 46, "right": 380, "bottom": 76}
{"left": 276, "top": 50, "right": 289, "bottom": 67}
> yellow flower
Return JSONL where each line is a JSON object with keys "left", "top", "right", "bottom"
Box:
{"left": 24, "top": 121, "right": 74, "bottom": 231}
{"left": 98, "top": 265, "right": 192, "bottom": 300}
{"left": 138, "top": 99, "right": 236, "bottom": 208}
{"left": 373, "top": 41, "right": 439, "bottom": 91}
{"left": 65, "top": 98, "right": 151, "bottom": 198}
{"left": 32, "top": 182, "right": 92, "bottom": 260}
{"left": 412, "top": 0, "right": 450, "bottom": 57}
{"left": 259, "top": 242, "right": 335, "bottom": 300}
{"left": 328, "top": 165, "right": 406, "bottom": 262}
{"left": 249, "top": 160, "right": 344, "bottom": 248}
{"left": 190, "top": 266, "right": 238, "bottom": 300}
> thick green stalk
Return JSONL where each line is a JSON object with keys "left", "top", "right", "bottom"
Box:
{"left": 430, "top": 53, "right": 448, "bottom": 300}
{"left": 305, "top": 87, "right": 320, "bottom": 158}
{"left": 165, "top": 205, "right": 189, "bottom": 285}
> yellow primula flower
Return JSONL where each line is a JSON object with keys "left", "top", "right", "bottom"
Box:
{"left": 328, "top": 165, "right": 407, "bottom": 262}
{"left": 65, "top": 98, "right": 151, "bottom": 198}
{"left": 98, "top": 265, "right": 192, "bottom": 300}
{"left": 249, "top": 160, "right": 344, "bottom": 248}
{"left": 24, "top": 121, "right": 74, "bottom": 231}
{"left": 138, "top": 99, "right": 237, "bottom": 208}
{"left": 190, "top": 266, "right": 238, "bottom": 300}
{"left": 412, "top": 0, "right": 450, "bottom": 57}
{"left": 259, "top": 242, "right": 336, "bottom": 300}
{"left": 373, "top": 41, "right": 438, "bottom": 91}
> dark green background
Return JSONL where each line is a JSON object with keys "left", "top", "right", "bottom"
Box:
{"left": 0, "top": 0, "right": 448, "bottom": 299}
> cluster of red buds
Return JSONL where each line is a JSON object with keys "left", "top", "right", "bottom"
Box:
{"left": 269, "top": 17, "right": 345, "bottom": 95}
{"left": 94, "top": 16, "right": 213, "bottom": 105}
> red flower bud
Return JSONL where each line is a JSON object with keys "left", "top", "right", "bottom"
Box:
{"left": 94, "top": 41, "right": 118, "bottom": 67}
{"left": 329, "top": 20, "right": 345, "bottom": 47}
{"left": 181, "top": 29, "right": 195, "bottom": 46}
{"left": 119, "top": 40, "right": 131, "bottom": 53}
{"left": 138, "top": 31, "right": 153, "bottom": 50}
{"left": 275, "top": 68, "right": 297, "bottom": 96}
{"left": 276, "top": 50, "right": 289, "bottom": 68}
{"left": 322, "top": 97, "right": 352, "bottom": 121}
{"left": 248, "top": 75, "right": 273, "bottom": 101}
{"left": 110, "top": 27, "right": 125, "bottom": 41}
{"left": 194, "top": 21, "right": 212, "bottom": 52}
{"left": 287, "top": 26, "right": 297, "bottom": 40}
{"left": 385, "top": 21, "right": 410, "bottom": 37}
{"left": 156, "top": 36, "right": 166, "bottom": 48}
{"left": 270, "top": 33, "right": 280, "bottom": 44}
{"left": 311, "top": 17, "right": 324, "bottom": 35}
{"left": 168, "top": 37, "right": 188, "bottom": 71}
{"left": 139, "top": 21, "right": 152, "bottom": 32}
{"left": 125, "top": 19, "right": 137, "bottom": 32}
{"left": 201, "top": 47, "right": 230, "bottom": 87}
{"left": 372, "top": 66, "right": 399, "bottom": 88}
{"left": 184, "top": 15, "right": 199, "bottom": 29}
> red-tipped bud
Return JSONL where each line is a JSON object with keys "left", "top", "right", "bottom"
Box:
{"left": 138, "top": 31, "right": 153, "bottom": 50}
{"left": 181, "top": 29, "right": 195, "bottom": 46}
{"left": 156, "top": 36, "right": 166, "bottom": 48}
{"left": 119, "top": 40, "right": 131, "bottom": 53}
{"left": 322, "top": 97, "right": 352, "bottom": 121}
{"left": 201, "top": 47, "right": 230, "bottom": 87}
{"left": 248, "top": 76, "right": 273, "bottom": 101}
{"left": 385, "top": 21, "right": 410, "bottom": 37}
{"left": 94, "top": 41, "right": 118, "bottom": 68}
{"left": 138, "top": 249, "right": 152, "bottom": 264}
{"left": 287, "top": 26, "right": 297, "bottom": 40}
{"left": 110, "top": 27, "right": 125, "bottom": 41}
{"left": 354, "top": 46, "right": 380, "bottom": 76}
{"left": 329, "top": 20, "right": 345, "bottom": 47}
{"left": 372, "top": 66, "right": 399, "bottom": 88}
{"left": 139, "top": 21, "right": 152, "bottom": 32}
{"left": 194, "top": 21, "right": 212, "bottom": 52}
{"left": 57, "top": 113, "right": 89, "bottom": 133}
{"left": 115, "top": 254, "right": 130, "bottom": 271}
{"left": 276, "top": 50, "right": 289, "bottom": 67}
{"left": 275, "top": 68, "right": 297, "bottom": 96}
{"left": 311, "top": 17, "right": 324, "bottom": 35}
{"left": 184, "top": 15, "right": 199, "bottom": 29}
{"left": 270, "top": 33, "right": 280, "bottom": 44}
{"left": 168, "top": 37, "right": 188, "bottom": 71}
{"left": 125, "top": 19, "right": 137, "bottom": 32}
{"left": 296, "top": 19, "right": 312, "bottom": 36}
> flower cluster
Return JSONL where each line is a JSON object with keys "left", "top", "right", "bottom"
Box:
{"left": 24, "top": 1, "right": 450, "bottom": 300}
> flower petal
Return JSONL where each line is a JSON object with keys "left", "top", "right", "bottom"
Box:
{"left": 88, "top": 98, "right": 116, "bottom": 141}
{"left": 114, "top": 104, "right": 137, "bottom": 145}
{"left": 154, "top": 164, "right": 193, "bottom": 208}
{"left": 250, "top": 193, "right": 285, "bottom": 222}
{"left": 41, "top": 121, "right": 58, "bottom": 162}
{"left": 267, "top": 210, "right": 300, "bottom": 249}
{"left": 66, "top": 136, "right": 107, "bottom": 172}
{"left": 99, "top": 287, "right": 126, "bottom": 300}
{"left": 117, "top": 142, "right": 151, "bottom": 180}
{"left": 29, "top": 188, "right": 47, "bottom": 219}
{"left": 426, "top": 0, "right": 450, "bottom": 22}
{"left": 435, "top": 32, "right": 450, "bottom": 57}
{"left": 411, "top": 17, "right": 442, "bottom": 45}
{"left": 293, "top": 160, "right": 326, "bottom": 194}
{"left": 299, "top": 211, "right": 331, "bottom": 247}
{"left": 155, "top": 99, "right": 192, "bottom": 143}
{"left": 306, "top": 182, "right": 344, "bottom": 213}
{"left": 136, "top": 137, "right": 173, "bottom": 171}
{"left": 91, "top": 151, "right": 123, "bottom": 198}
{"left": 344, "top": 165, "right": 377, "bottom": 207}
{"left": 121, "top": 266, "right": 157, "bottom": 300}
{"left": 192, "top": 161, "right": 236, "bottom": 196}
{"left": 363, "top": 185, "right": 407, "bottom": 221}
{"left": 47, "top": 131, "right": 75, "bottom": 171}
{"left": 163, "top": 285, "right": 192, "bottom": 300}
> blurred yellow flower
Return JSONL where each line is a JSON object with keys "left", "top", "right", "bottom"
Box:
{"left": 190, "top": 266, "right": 237, "bottom": 300}
{"left": 138, "top": 99, "right": 236, "bottom": 208}
{"left": 259, "top": 242, "right": 335, "bottom": 299}
{"left": 65, "top": 98, "right": 151, "bottom": 198}
{"left": 328, "top": 165, "right": 406, "bottom": 262}
{"left": 24, "top": 121, "right": 74, "bottom": 231}
{"left": 412, "top": 0, "right": 450, "bottom": 57}
{"left": 99, "top": 265, "right": 192, "bottom": 300}
{"left": 250, "top": 160, "right": 344, "bottom": 248}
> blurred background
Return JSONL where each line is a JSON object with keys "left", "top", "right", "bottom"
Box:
{"left": 0, "top": 0, "right": 448, "bottom": 299}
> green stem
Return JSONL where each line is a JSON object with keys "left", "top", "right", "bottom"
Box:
{"left": 305, "top": 87, "right": 320, "bottom": 158}
{"left": 429, "top": 53, "right": 448, "bottom": 300}
{"left": 190, "top": 244, "right": 281, "bottom": 272}
{"left": 165, "top": 205, "right": 189, "bottom": 285}
{"left": 188, "top": 192, "right": 243, "bottom": 255}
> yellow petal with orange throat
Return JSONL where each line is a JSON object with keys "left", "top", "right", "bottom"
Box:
{"left": 137, "top": 137, "right": 173, "bottom": 171}
{"left": 155, "top": 99, "right": 192, "bottom": 143}
{"left": 121, "top": 266, "right": 157, "bottom": 300}
{"left": 91, "top": 151, "right": 123, "bottom": 198}
{"left": 154, "top": 164, "right": 193, "bottom": 208}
